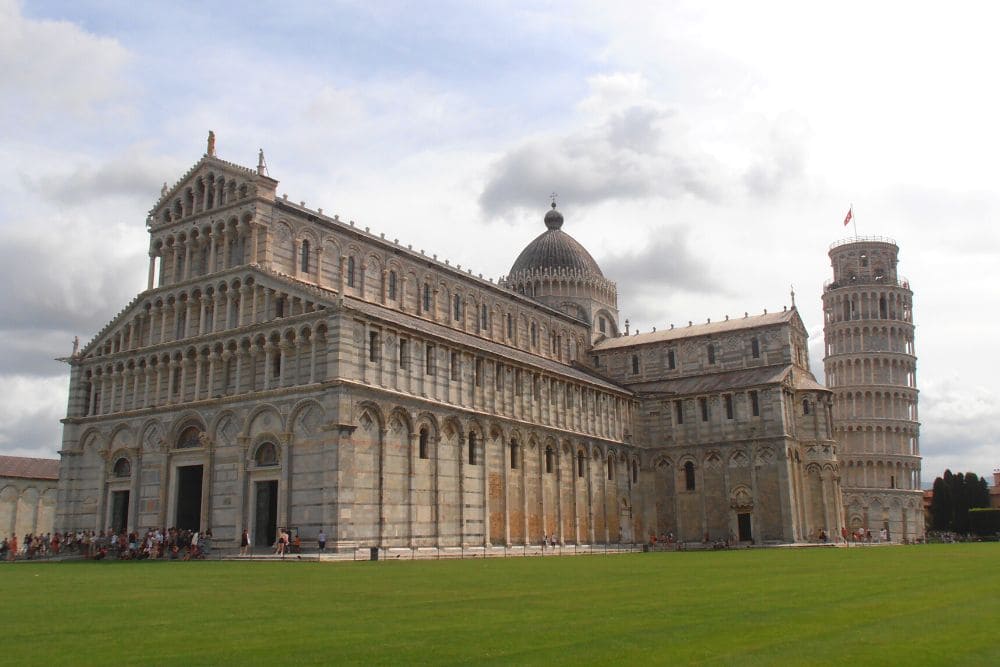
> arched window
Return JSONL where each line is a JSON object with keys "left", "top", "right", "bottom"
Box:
{"left": 803, "top": 399, "right": 811, "bottom": 415}
{"left": 480, "top": 304, "right": 488, "bottom": 332}
{"left": 300, "top": 240, "right": 310, "bottom": 273}
{"left": 419, "top": 428, "right": 429, "bottom": 459}
{"left": 631, "top": 355, "right": 639, "bottom": 375}
{"left": 255, "top": 442, "right": 278, "bottom": 466}
{"left": 453, "top": 294, "right": 461, "bottom": 321}
{"left": 468, "top": 432, "right": 477, "bottom": 465}
{"left": 632, "top": 459, "right": 638, "bottom": 484}
{"left": 510, "top": 439, "right": 519, "bottom": 469}
{"left": 177, "top": 425, "right": 203, "bottom": 449}
{"left": 545, "top": 446, "right": 554, "bottom": 474}
{"left": 707, "top": 344, "right": 716, "bottom": 365}
{"left": 113, "top": 457, "right": 131, "bottom": 478}
{"left": 578, "top": 451, "right": 585, "bottom": 478}
{"left": 422, "top": 283, "right": 431, "bottom": 313}
{"left": 347, "top": 256, "right": 356, "bottom": 287}
{"left": 684, "top": 461, "right": 696, "bottom": 491}
{"left": 607, "top": 455, "right": 614, "bottom": 480}
{"left": 751, "top": 337, "right": 760, "bottom": 359}
{"left": 388, "top": 270, "right": 397, "bottom": 300}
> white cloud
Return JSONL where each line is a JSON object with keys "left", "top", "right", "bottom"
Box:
{"left": 0, "top": 0, "right": 130, "bottom": 126}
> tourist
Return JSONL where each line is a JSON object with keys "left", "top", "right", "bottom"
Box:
{"left": 240, "top": 529, "right": 250, "bottom": 556}
{"left": 317, "top": 529, "right": 327, "bottom": 553}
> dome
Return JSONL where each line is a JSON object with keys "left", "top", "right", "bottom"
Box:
{"left": 509, "top": 204, "right": 605, "bottom": 278}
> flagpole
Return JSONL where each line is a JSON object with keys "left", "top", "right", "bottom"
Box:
{"left": 851, "top": 202, "right": 858, "bottom": 238}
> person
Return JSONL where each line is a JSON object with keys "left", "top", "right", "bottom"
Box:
{"left": 276, "top": 529, "right": 287, "bottom": 558}
{"left": 240, "top": 529, "right": 250, "bottom": 556}
{"left": 841, "top": 526, "right": 849, "bottom": 545}
{"left": 317, "top": 529, "right": 327, "bottom": 553}
{"left": 880, "top": 528, "right": 887, "bottom": 543}
{"left": 6, "top": 534, "right": 17, "bottom": 562}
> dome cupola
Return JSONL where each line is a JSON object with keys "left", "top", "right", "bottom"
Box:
{"left": 509, "top": 203, "right": 604, "bottom": 278}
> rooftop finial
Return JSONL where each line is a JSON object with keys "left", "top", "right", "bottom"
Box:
{"left": 544, "top": 195, "right": 564, "bottom": 230}
{"left": 207, "top": 130, "right": 216, "bottom": 157}
{"left": 790, "top": 284, "right": 796, "bottom": 307}
{"left": 258, "top": 149, "right": 268, "bottom": 176}
{"left": 161, "top": 182, "right": 168, "bottom": 197}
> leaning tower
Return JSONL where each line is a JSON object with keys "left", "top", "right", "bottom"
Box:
{"left": 822, "top": 237, "right": 923, "bottom": 542}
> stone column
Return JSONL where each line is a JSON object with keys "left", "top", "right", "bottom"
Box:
{"left": 183, "top": 239, "right": 192, "bottom": 281}
{"left": 279, "top": 342, "right": 292, "bottom": 387}
{"left": 408, "top": 432, "right": 418, "bottom": 548}
{"left": 433, "top": 433, "right": 441, "bottom": 548}
{"left": 129, "top": 450, "right": 141, "bottom": 532}
{"left": 142, "top": 367, "right": 151, "bottom": 409}
{"left": 147, "top": 252, "right": 156, "bottom": 290}
{"left": 262, "top": 344, "right": 273, "bottom": 391}
{"left": 234, "top": 349, "right": 245, "bottom": 394}
{"left": 206, "top": 350, "right": 217, "bottom": 399}
{"left": 208, "top": 231, "right": 218, "bottom": 273}
{"left": 308, "top": 335, "right": 317, "bottom": 384}
{"left": 235, "top": 437, "right": 249, "bottom": 548}
{"left": 108, "top": 369, "right": 118, "bottom": 415}
{"left": 316, "top": 247, "right": 325, "bottom": 288}
{"left": 193, "top": 354, "right": 203, "bottom": 402}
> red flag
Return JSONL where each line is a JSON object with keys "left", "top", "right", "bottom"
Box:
{"left": 843, "top": 207, "right": 853, "bottom": 226}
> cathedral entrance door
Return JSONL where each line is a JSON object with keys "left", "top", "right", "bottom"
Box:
{"left": 175, "top": 465, "right": 203, "bottom": 531}
{"left": 110, "top": 490, "right": 129, "bottom": 534}
{"left": 254, "top": 481, "right": 278, "bottom": 548}
{"left": 737, "top": 512, "right": 752, "bottom": 542}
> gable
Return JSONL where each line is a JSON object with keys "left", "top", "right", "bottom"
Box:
{"left": 148, "top": 155, "right": 278, "bottom": 228}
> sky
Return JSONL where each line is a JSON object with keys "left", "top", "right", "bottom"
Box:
{"left": 2, "top": 0, "right": 998, "bottom": 484}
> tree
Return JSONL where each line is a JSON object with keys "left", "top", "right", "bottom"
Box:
{"left": 929, "top": 469, "right": 991, "bottom": 534}
{"left": 930, "top": 475, "right": 951, "bottom": 531}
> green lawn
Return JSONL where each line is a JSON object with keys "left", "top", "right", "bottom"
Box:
{"left": 2, "top": 545, "right": 997, "bottom": 665}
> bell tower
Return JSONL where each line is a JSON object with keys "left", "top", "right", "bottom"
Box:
{"left": 822, "top": 236, "right": 922, "bottom": 542}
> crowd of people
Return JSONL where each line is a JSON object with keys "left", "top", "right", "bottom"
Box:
{"left": 1, "top": 528, "right": 213, "bottom": 562}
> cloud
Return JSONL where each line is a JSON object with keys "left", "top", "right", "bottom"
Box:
{"left": 20, "top": 146, "right": 176, "bottom": 205}
{"left": 742, "top": 113, "right": 809, "bottom": 200}
{"left": 0, "top": 375, "right": 66, "bottom": 458}
{"left": 601, "top": 225, "right": 722, "bottom": 293}
{"left": 0, "top": 1, "right": 130, "bottom": 125}
{"left": 479, "top": 105, "right": 725, "bottom": 216}
{"left": 478, "top": 72, "right": 812, "bottom": 218}
{"left": 0, "top": 216, "right": 147, "bottom": 335}
{"left": 919, "top": 376, "right": 1000, "bottom": 480}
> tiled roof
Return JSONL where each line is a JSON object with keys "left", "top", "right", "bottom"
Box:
{"left": 593, "top": 310, "right": 795, "bottom": 351}
{"left": 0, "top": 455, "right": 59, "bottom": 480}
{"left": 625, "top": 364, "right": 828, "bottom": 397}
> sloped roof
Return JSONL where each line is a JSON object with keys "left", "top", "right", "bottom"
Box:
{"left": 627, "top": 364, "right": 828, "bottom": 397}
{"left": 0, "top": 455, "right": 59, "bottom": 481}
{"left": 593, "top": 310, "right": 796, "bottom": 351}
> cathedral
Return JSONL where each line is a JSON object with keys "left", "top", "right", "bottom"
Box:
{"left": 55, "top": 136, "right": 921, "bottom": 550}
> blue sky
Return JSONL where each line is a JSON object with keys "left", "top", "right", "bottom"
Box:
{"left": 3, "top": 0, "right": 999, "bottom": 483}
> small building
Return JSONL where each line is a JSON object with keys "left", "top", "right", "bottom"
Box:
{"left": 0, "top": 455, "right": 60, "bottom": 539}
{"left": 990, "top": 470, "right": 1000, "bottom": 510}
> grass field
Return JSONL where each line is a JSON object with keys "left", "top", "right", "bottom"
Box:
{"left": 2, "top": 544, "right": 998, "bottom": 665}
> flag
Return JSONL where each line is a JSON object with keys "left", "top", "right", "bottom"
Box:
{"left": 843, "top": 207, "right": 853, "bottom": 226}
